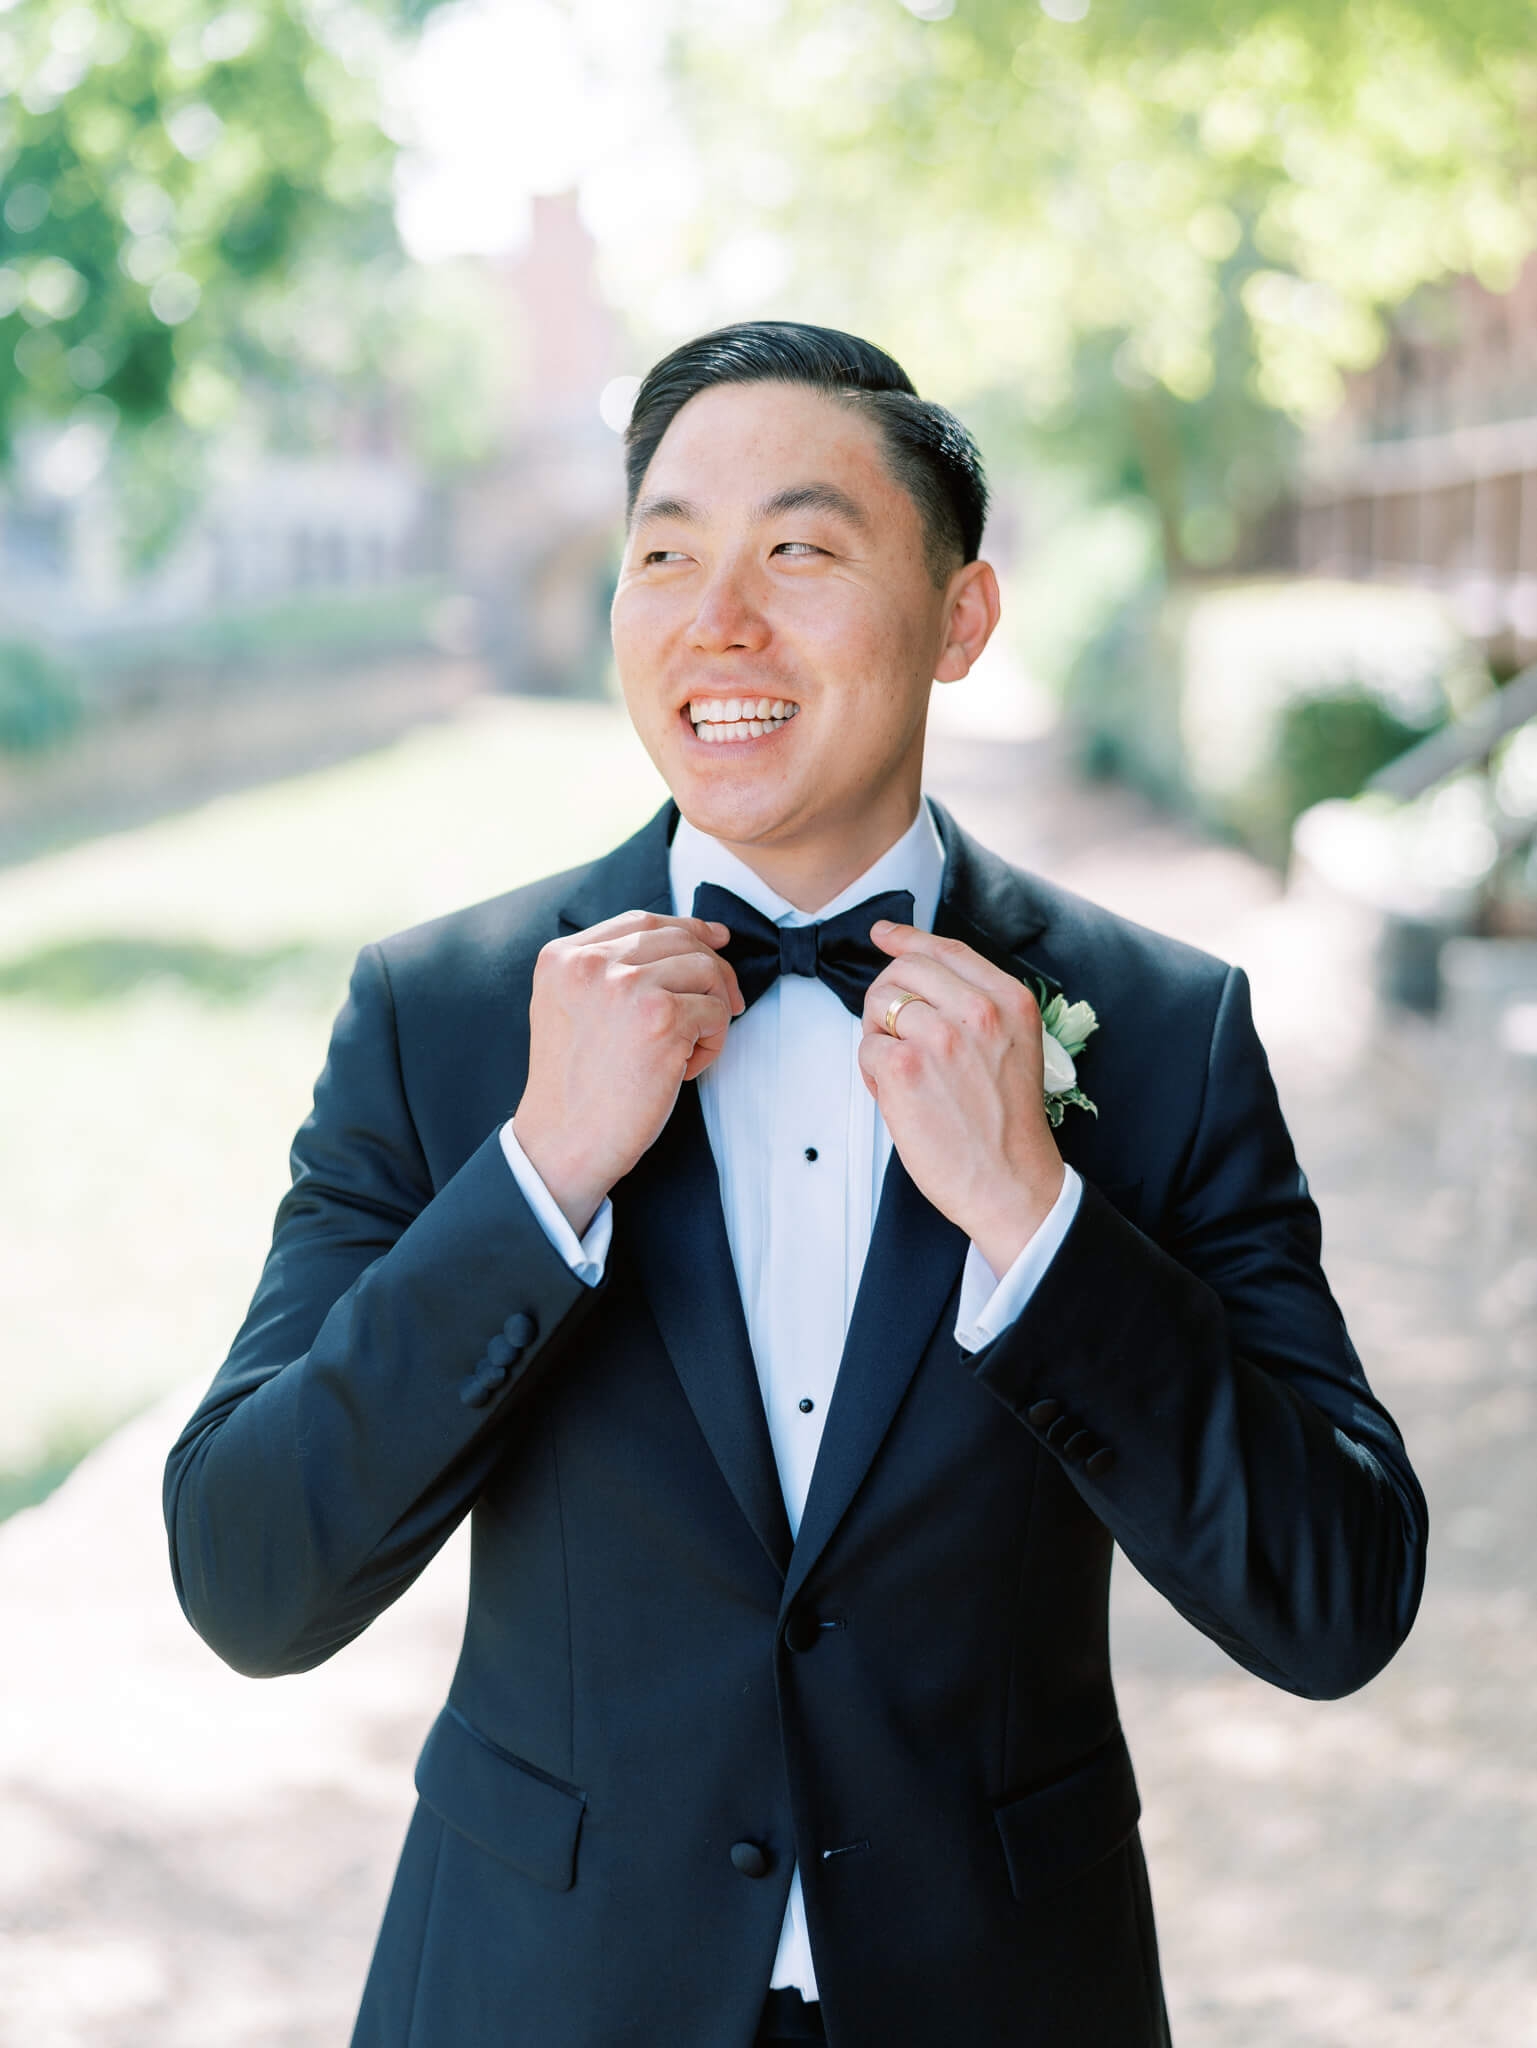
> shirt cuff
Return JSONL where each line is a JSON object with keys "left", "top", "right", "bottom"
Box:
{"left": 498, "top": 1119, "right": 611, "bottom": 1287}
{"left": 954, "top": 1166, "right": 1083, "bottom": 1354}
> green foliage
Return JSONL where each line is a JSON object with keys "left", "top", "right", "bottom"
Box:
{"left": 0, "top": 0, "right": 514, "bottom": 551}
{"left": 0, "top": 637, "right": 84, "bottom": 751}
{"left": 1274, "top": 688, "right": 1427, "bottom": 821}
{"left": 661, "top": 0, "right": 1537, "bottom": 569}
{"left": 1069, "top": 576, "right": 1483, "bottom": 861}
{"left": 0, "top": 0, "right": 401, "bottom": 450}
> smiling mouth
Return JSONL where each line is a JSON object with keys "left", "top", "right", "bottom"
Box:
{"left": 686, "top": 696, "right": 800, "bottom": 744}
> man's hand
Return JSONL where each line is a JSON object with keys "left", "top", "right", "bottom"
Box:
{"left": 858, "top": 922, "right": 1064, "bottom": 1278}
{"left": 512, "top": 911, "right": 744, "bottom": 1235}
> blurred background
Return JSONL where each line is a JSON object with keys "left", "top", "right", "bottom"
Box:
{"left": 1, "top": 1, "right": 1535, "bottom": 2042}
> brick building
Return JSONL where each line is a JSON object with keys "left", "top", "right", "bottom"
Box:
{"left": 1297, "top": 255, "right": 1537, "bottom": 667}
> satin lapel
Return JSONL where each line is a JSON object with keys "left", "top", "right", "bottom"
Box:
{"left": 926, "top": 799, "right": 1108, "bottom": 1183}
{"left": 781, "top": 799, "right": 1062, "bottom": 1605}
{"left": 926, "top": 797, "right": 1060, "bottom": 1003}
{"left": 618, "top": 1086, "right": 793, "bottom": 1577}
{"left": 558, "top": 798, "right": 792, "bottom": 1580}
{"left": 783, "top": 1146, "right": 968, "bottom": 1608}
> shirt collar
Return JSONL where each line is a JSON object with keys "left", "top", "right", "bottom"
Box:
{"left": 669, "top": 795, "right": 945, "bottom": 935}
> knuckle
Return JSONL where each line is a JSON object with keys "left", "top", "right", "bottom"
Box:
{"left": 959, "top": 993, "right": 996, "bottom": 1035}
{"left": 634, "top": 987, "right": 673, "bottom": 1035}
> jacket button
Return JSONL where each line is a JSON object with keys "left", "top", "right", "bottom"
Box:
{"left": 1084, "top": 1446, "right": 1117, "bottom": 1478}
{"left": 486, "top": 1334, "right": 514, "bottom": 1370}
{"left": 730, "top": 1840, "right": 770, "bottom": 1879}
{"left": 783, "top": 1610, "right": 821, "bottom": 1654}
{"left": 1061, "top": 1430, "right": 1094, "bottom": 1462}
{"left": 458, "top": 1368, "right": 497, "bottom": 1408}
{"left": 1044, "top": 1414, "right": 1074, "bottom": 1448}
{"left": 503, "top": 1311, "right": 537, "bottom": 1348}
{"left": 1027, "top": 1399, "right": 1061, "bottom": 1429}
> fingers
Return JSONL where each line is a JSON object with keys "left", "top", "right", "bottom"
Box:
{"left": 862, "top": 925, "right": 1035, "bottom": 1043}
{"left": 861, "top": 957, "right": 1015, "bottom": 1046}
{"left": 549, "top": 912, "right": 744, "bottom": 1014}
{"left": 583, "top": 909, "right": 732, "bottom": 951}
{"left": 869, "top": 920, "right": 1006, "bottom": 992}
{"left": 617, "top": 933, "right": 744, "bottom": 1014}
{"left": 625, "top": 945, "right": 741, "bottom": 1002}
{"left": 602, "top": 917, "right": 732, "bottom": 962}
{"left": 665, "top": 989, "right": 735, "bottom": 1047}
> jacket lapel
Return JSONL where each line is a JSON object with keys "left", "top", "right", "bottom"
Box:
{"left": 782, "top": 797, "right": 1060, "bottom": 1604}
{"left": 619, "top": 1091, "right": 794, "bottom": 1576}
{"left": 557, "top": 801, "right": 793, "bottom": 1579}
{"left": 553, "top": 795, "right": 1072, "bottom": 1596}
{"left": 781, "top": 1145, "right": 968, "bottom": 1609}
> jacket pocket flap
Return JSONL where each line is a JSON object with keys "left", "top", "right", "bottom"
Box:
{"left": 415, "top": 1706, "right": 585, "bottom": 1892}
{"left": 994, "top": 1731, "right": 1141, "bottom": 1903}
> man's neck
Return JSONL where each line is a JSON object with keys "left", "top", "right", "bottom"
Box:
{"left": 702, "top": 800, "right": 926, "bottom": 915}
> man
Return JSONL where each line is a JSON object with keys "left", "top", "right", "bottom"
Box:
{"left": 165, "top": 321, "right": 1427, "bottom": 2047}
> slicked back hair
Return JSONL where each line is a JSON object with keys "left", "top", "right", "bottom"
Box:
{"left": 623, "top": 321, "right": 988, "bottom": 588}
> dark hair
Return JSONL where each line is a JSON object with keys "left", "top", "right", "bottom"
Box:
{"left": 623, "top": 320, "right": 988, "bottom": 586}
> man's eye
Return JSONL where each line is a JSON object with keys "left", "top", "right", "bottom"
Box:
{"left": 642, "top": 549, "right": 688, "bottom": 565}
{"left": 773, "top": 541, "right": 823, "bottom": 557}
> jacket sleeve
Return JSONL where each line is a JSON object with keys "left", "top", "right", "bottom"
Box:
{"left": 969, "top": 963, "right": 1428, "bottom": 1701}
{"left": 162, "top": 943, "right": 603, "bottom": 1680}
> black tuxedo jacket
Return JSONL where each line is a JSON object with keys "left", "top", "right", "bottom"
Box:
{"left": 164, "top": 797, "right": 1426, "bottom": 2048}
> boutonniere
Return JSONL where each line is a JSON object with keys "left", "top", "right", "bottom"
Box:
{"left": 1032, "top": 983, "right": 1099, "bottom": 1129}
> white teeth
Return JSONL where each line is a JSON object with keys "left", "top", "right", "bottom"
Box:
{"left": 688, "top": 698, "right": 798, "bottom": 740}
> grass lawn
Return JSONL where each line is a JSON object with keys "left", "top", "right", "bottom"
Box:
{"left": 0, "top": 694, "right": 668, "bottom": 1512}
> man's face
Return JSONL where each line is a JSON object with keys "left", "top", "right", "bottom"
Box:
{"left": 611, "top": 381, "right": 966, "bottom": 874}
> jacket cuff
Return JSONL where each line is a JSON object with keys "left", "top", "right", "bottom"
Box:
{"left": 967, "top": 1176, "right": 1222, "bottom": 1484}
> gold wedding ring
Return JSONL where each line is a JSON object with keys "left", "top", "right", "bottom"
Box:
{"left": 882, "top": 989, "right": 928, "bottom": 1038}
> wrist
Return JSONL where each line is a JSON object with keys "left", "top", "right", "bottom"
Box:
{"left": 510, "top": 1108, "right": 608, "bottom": 1239}
{"left": 971, "top": 1158, "right": 1065, "bottom": 1280}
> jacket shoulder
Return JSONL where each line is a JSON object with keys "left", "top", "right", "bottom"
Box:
{"left": 369, "top": 856, "right": 604, "bottom": 995}
{"left": 1027, "top": 869, "right": 1232, "bottom": 1005}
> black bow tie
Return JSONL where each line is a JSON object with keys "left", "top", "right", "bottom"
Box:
{"left": 692, "top": 881, "right": 915, "bottom": 1017}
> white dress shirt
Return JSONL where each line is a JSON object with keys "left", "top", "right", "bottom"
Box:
{"left": 499, "top": 793, "right": 1081, "bottom": 2002}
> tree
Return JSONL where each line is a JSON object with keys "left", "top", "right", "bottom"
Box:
{"left": 0, "top": 0, "right": 507, "bottom": 559}
{"left": 654, "top": 0, "right": 1537, "bottom": 574}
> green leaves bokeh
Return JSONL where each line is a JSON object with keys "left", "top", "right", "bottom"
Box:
{"left": 667, "top": 0, "right": 1537, "bottom": 568}
{"left": 1, "top": 0, "right": 402, "bottom": 444}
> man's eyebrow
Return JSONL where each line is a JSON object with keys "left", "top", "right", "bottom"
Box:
{"left": 754, "top": 483, "right": 870, "bottom": 530}
{"left": 630, "top": 483, "right": 871, "bottom": 532}
{"left": 631, "top": 494, "right": 704, "bottom": 528}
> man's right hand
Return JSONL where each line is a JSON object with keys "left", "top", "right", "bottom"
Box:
{"left": 511, "top": 911, "right": 743, "bottom": 1236}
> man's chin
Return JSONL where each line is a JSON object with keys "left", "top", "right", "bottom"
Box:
{"left": 672, "top": 782, "right": 801, "bottom": 852}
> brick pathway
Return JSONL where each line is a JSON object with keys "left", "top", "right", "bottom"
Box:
{"left": 1, "top": 713, "right": 1531, "bottom": 2046}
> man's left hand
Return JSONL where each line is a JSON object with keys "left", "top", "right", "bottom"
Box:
{"left": 858, "top": 921, "right": 1065, "bottom": 1279}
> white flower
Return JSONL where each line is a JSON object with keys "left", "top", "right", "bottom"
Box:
{"left": 1041, "top": 1026, "right": 1077, "bottom": 1095}
{"left": 1034, "top": 980, "right": 1099, "bottom": 1126}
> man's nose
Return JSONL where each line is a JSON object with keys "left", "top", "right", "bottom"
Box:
{"left": 687, "top": 563, "right": 769, "bottom": 653}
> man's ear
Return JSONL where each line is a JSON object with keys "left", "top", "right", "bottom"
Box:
{"left": 934, "top": 559, "right": 1001, "bottom": 683}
